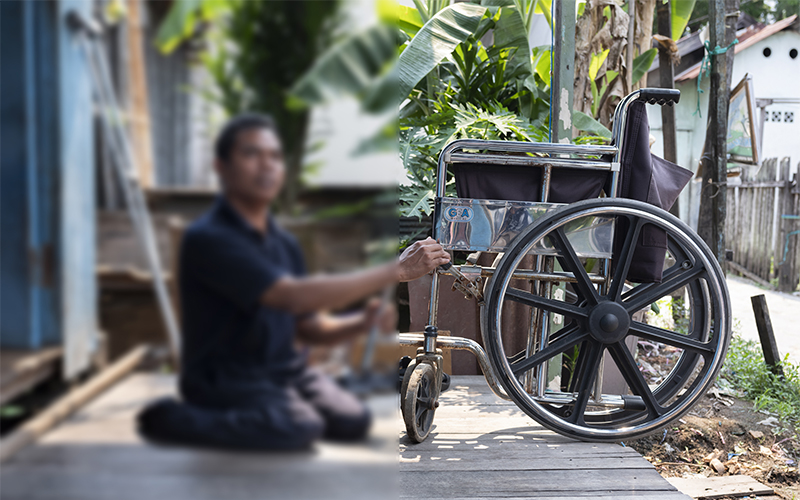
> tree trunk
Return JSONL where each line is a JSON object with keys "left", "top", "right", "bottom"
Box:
{"left": 697, "top": 0, "right": 739, "bottom": 264}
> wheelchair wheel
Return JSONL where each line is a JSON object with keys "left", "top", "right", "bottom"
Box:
{"left": 482, "top": 198, "right": 731, "bottom": 441}
{"left": 402, "top": 362, "right": 438, "bottom": 442}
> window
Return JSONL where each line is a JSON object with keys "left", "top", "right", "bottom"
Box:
{"left": 791, "top": 48, "right": 798, "bottom": 59}
{"left": 772, "top": 111, "right": 782, "bottom": 122}
{"left": 786, "top": 112, "right": 795, "bottom": 123}
{"left": 763, "top": 47, "right": 772, "bottom": 57}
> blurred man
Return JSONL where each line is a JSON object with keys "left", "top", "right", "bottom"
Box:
{"left": 137, "top": 114, "right": 449, "bottom": 450}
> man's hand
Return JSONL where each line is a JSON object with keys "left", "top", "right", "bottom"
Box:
{"left": 398, "top": 237, "right": 450, "bottom": 282}
{"left": 362, "top": 297, "right": 398, "bottom": 334}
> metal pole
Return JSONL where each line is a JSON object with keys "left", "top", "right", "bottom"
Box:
{"left": 76, "top": 29, "right": 182, "bottom": 359}
{"left": 551, "top": 0, "right": 575, "bottom": 143}
{"left": 656, "top": 1, "right": 679, "bottom": 217}
{"left": 626, "top": 0, "right": 636, "bottom": 93}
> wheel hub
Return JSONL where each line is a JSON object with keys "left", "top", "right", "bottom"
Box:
{"left": 587, "top": 301, "right": 631, "bottom": 343}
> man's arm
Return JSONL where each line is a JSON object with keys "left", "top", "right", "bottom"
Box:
{"left": 261, "top": 237, "right": 449, "bottom": 315}
{"left": 295, "top": 298, "right": 397, "bottom": 346}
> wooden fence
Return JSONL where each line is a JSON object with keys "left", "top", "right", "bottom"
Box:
{"left": 726, "top": 157, "right": 800, "bottom": 293}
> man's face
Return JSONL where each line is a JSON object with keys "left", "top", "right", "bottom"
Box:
{"left": 216, "top": 128, "right": 285, "bottom": 205}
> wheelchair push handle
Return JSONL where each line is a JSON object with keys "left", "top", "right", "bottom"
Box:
{"left": 638, "top": 88, "right": 680, "bottom": 106}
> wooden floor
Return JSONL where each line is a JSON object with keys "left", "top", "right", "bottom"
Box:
{"left": 2, "top": 373, "right": 690, "bottom": 500}
{"left": 0, "top": 373, "right": 397, "bottom": 500}
{"left": 400, "top": 376, "right": 692, "bottom": 499}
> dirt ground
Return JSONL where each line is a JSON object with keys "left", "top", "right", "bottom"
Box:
{"left": 629, "top": 392, "right": 800, "bottom": 499}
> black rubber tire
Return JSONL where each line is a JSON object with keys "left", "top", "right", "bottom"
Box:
{"left": 402, "top": 362, "right": 438, "bottom": 443}
{"left": 482, "top": 198, "right": 731, "bottom": 442}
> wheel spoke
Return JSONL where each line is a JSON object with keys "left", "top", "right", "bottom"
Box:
{"left": 511, "top": 326, "right": 588, "bottom": 376}
{"left": 629, "top": 321, "right": 714, "bottom": 356}
{"left": 623, "top": 264, "right": 705, "bottom": 313}
{"left": 505, "top": 287, "right": 587, "bottom": 319}
{"left": 549, "top": 228, "right": 599, "bottom": 306}
{"left": 608, "top": 217, "right": 644, "bottom": 300}
{"left": 415, "top": 405, "right": 427, "bottom": 421}
{"left": 607, "top": 342, "right": 664, "bottom": 418}
{"left": 567, "top": 341, "right": 605, "bottom": 425}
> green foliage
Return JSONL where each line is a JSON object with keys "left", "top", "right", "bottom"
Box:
{"left": 632, "top": 48, "right": 658, "bottom": 84}
{"left": 572, "top": 110, "right": 611, "bottom": 139}
{"left": 670, "top": 0, "right": 697, "bottom": 40}
{"left": 155, "top": 0, "right": 230, "bottom": 54}
{"left": 289, "top": 0, "right": 607, "bottom": 219}
{"left": 688, "top": 0, "right": 799, "bottom": 34}
{"left": 720, "top": 334, "right": 800, "bottom": 430}
{"left": 290, "top": 24, "right": 400, "bottom": 107}
{"left": 157, "top": 0, "right": 344, "bottom": 212}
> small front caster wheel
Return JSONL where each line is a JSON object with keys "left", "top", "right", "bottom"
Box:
{"left": 402, "top": 362, "right": 438, "bottom": 443}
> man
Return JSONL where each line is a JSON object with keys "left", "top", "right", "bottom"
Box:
{"left": 138, "top": 114, "right": 449, "bottom": 450}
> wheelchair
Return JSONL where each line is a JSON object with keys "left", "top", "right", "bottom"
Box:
{"left": 399, "top": 88, "right": 732, "bottom": 443}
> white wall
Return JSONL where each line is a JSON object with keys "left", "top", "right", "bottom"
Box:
{"left": 303, "top": 0, "right": 405, "bottom": 188}
{"left": 647, "top": 28, "right": 800, "bottom": 229}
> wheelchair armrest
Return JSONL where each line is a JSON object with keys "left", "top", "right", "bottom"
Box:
{"left": 638, "top": 88, "right": 680, "bottom": 106}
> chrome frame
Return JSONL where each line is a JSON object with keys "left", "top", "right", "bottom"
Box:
{"left": 409, "top": 89, "right": 657, "bottom": 407}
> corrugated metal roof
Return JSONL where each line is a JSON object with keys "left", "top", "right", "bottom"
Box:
{"left": 675, "top": 14, "right": 798, "bottom": 82}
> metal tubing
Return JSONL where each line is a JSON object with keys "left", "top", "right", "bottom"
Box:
{"left": 535, "top": 257, "right": 554, "bottom": 398}
{"left": 436, "top": 140, "right": 619, "bottom": 199}
{"left": 81, "top": 37, "right": 181, "bottom": 357}
{"left": 438, "top": 266, "right": 606, "bottom": 284}
{"left": 540, "top": 165, "right": 552, "bottom": 204}
{"left": 448, "top": 153, "right": 613, "bottom": 171}
{"left": 427, "top": 271, "right": 441, "bottom": 327}
{"left": 399, "top": 334, "right": 511, "bottom": 400}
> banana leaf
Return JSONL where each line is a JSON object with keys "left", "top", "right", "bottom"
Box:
{"left": 394, "top": 3, "right": 488, "bottom": 104}
{"left": 632, "top": 48, "right": 657, "bottom": 85}
{"left": 289, "top": 25, "right": 400, "bottom": 107}
{"left": 573, "top": 110, "right": 612, "bottom": 139}
{"left": 671, "top": 0, "right": 696, "bottom": 41}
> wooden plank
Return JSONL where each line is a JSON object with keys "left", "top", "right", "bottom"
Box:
{"left": 413, "top": 496, "right": 693, "bottom": 500}
{"left": 666, "top": 475, "right": 773, "bottom": 499}
{"left": 401, "top": 434, "right": 641, "bottom": 456}
{"left": 0, "top": 347, "right": 63, "bottom": 405}
{"left": 0, "top": 467, "right": 397, "bottom": 500}
{"left": 125, "top": 0, "right": 154, "bottom": 187}
{"left": 750, "top": 294, "right": 784, "bottom": 374}
{"left": 779, "top": 160, "right": 797, "bottom": 291}
{"left": 735, "top": 181, "right": 786, "bottom": 188}
{"left": 401, "top": 469, "right": 684, "bottom": 497}
{"left": 401, "top": 455, "right": 651, "bottom": 471}
{"left": 0, "top": 346, "right": 150, "bottom": 463}
{"left": 727, "top": 261, "right": 776, "bottom": 290}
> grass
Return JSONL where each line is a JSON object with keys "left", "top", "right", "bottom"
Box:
{"left": 718, "top": 331, "right": 800, "bottom": 431}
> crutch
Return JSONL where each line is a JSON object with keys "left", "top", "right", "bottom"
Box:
{"left": 66, "top": 12, "right": 181, "bottom": 360}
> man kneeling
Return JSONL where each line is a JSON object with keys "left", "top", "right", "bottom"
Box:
{"left": 137, "top": 114, "right": 449, "bottom": 450}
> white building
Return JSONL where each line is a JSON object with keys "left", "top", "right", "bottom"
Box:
{"left": 647, "top": 15, "right": 800, "bottom": 228}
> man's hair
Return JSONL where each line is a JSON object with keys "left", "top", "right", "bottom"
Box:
{"left": 214, "top": 113, "right": 279, "bottom": 162}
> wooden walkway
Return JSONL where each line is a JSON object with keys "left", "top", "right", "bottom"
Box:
{"left": 400, "top": 376, "right": 692, "bottom": 499}
{"left": 2, "top": 373, "right": 690, "bottom": 500}
{"left": 0, "top": 373, "right": 396, "bottom": 500}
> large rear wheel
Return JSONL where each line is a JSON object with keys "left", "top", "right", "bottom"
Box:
{"left": 482, "top": 198, "right": 731, "bottom": 441}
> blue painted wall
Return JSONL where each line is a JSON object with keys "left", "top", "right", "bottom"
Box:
{"left": 0, "top": 0, "right": 96, "bottom": 379}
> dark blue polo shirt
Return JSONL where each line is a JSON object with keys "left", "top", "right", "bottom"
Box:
{"left": 178, "top": 197, "right": 307, "bottom": 407}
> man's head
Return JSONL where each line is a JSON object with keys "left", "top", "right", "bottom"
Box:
{"left": 214, "top": 113, "right": 285, "bottom": 206}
